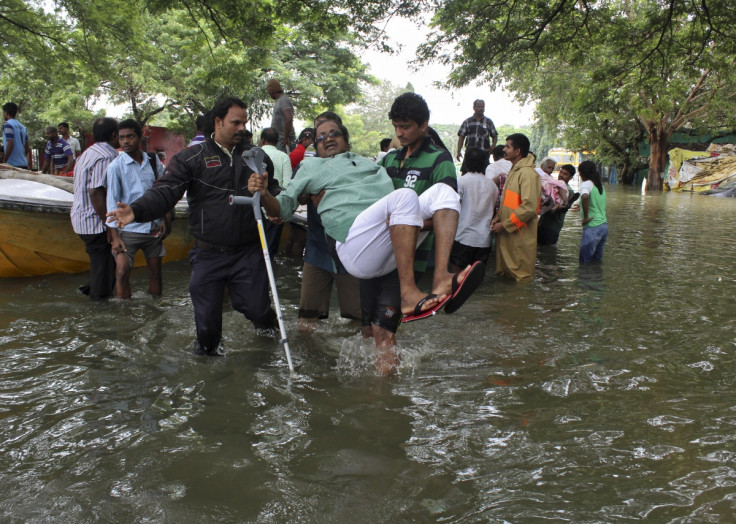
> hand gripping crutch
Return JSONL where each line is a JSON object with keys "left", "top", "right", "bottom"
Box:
{"left": 229, "top": 147, "right": 294, "bottom": 373}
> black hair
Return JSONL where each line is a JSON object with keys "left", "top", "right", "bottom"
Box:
{"left": 45, "top": 125, "right": 58, "bottom": 134}
{"left": 93, "top": 117, "right": 119, "bottom": 143}
{"left": 427, "top": 126, "right": 449, "bottom": 152}
{"left": 211, "top": 97, "right": 247, "bottom": 126}
{"left": 560, "top": 164, "right": 576, "bottom": 176}
{"left": 2, "top": 102, "right": 18, "bottom": 117}
{"left": 379, "top": 138, "right": 392, "bottom": 152}
{"left": 201, "top": 110, "right": 214, "bottom": 136}
{"left": 58, "top": 122, "right": 70, "bottom": 129}
{"left": 313, "top": 111, "right": 342, "bottom": 127}
{"left": 460, "top": 147, "right": 489, "bottom": 174}
{"left": 298, "top": 128, "right": 314, "bottom": 141}
{"left": 388, "top": 92, "right": 430, "bottom": 126}
{"left": 195, "top": 114, "right": 205, "bottom": 132}
{"left": 260, "top": 127, "right": 279, "bottom": 145}
{"left": 118, "top": 118, "right": 142, "bottom": 137}
{"left": 506, "top": 133, "right": 530, "bottom": 157}
{"left": 491, "top": 145, "right": 505, "bottom": 160}
{"left": 578, "top": 160, "right": 603, "bottom": 194}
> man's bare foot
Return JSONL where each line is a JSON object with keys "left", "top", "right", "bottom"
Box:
{"left": 297, "top": 318, "right": 317, "bottom": 333}
{"left": 400, "top": 289, "right": 446, "bottom": 316}
{"left": 375, "top": 347, "right": 400, "bottom": 375}
{"left": 432, "top": 264, "right": 472, "bottom": 296}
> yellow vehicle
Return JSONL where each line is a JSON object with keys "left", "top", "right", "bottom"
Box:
{"left": 547, "top": 148, "right": 591, "bottom": 172}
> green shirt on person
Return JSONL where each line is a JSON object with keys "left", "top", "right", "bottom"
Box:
{"left": 275, "top": 152, "right": 394, "bottom": 244}
{"left": 580, "top": 180, "right": 607, "bottom": 228}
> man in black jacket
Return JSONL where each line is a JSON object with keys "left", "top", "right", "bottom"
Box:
{"left": 107, "top": 97, "right": 279, "bottom": 355}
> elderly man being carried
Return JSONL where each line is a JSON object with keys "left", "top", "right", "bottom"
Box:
{"left": 248, "top": 119, "right": 485, "bottom": 374}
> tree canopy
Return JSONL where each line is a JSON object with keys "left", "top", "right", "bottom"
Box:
{"left": 419, "top": 0, "right": 736, "bottom": 188}
{"left": 0, "top": 0, "right": 399, "bottom": 142}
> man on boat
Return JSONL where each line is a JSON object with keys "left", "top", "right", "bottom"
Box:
{"left": 105, "top": 119, "right": 167, "bottom": 299}
{"left": 41, "top": 126, "right": 73, "bottom": 175}
{"left": 106, "top": 97, "right": 280, "bottom": 356}
{"left": 266, "top": 79, "right": 295, "bottom": 152}
{"left": 2, "top": 102, "right": 32, "bottom": 169}
{"left": 70, "top": 117, "right": 120, "bottom": 299}
{"left": 456, "top": 99, "right": 498, "bottom": 161}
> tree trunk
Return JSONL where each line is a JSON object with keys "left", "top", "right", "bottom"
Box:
{"left": 647, "top": 124, "right": 669, "bottom": 191}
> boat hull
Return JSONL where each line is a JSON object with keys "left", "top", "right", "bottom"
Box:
{"left": 0, "top": 200, "right": 194, "bottom": 278}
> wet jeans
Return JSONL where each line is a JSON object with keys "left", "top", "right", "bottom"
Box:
{"left": 579, "top": 223, "right": 608, "bottom": 263}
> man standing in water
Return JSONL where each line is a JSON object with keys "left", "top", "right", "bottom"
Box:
{"left": 248, "top": 119, "right": 481, "bottom": 374}
{"left": 71, "top": 117, "right": 120, "bottom": 299}
{"left": 491, "top": 133, "right": 541, "bottom": 281}
{"left": 380, "top": 92, "right": 461, "bottom": 293}
{"left": 105, "top": 119, "right": 167, "bottom": 299}
{"left": 538, "top": 164, "right": 577, "bottom": 246}
{"left": 107, "top": 97, "right": 280, "bottom": 355}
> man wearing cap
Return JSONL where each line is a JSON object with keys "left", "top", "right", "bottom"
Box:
{"left": 288, "top": 128, "right": 315, "bottom": 169}
{"left": 266, "top": 79, "right": 295, "bottom": 152}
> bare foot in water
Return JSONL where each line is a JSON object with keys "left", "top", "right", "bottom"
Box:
{"left": 375, "top": 346, "right": 400, "bottom": 375}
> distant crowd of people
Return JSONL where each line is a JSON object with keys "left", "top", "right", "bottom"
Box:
{"left": 2, "top": 83, "right": 607, "bottom": 374}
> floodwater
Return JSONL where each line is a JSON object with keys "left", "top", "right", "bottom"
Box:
{"left": 2, "top": 187, "right": 736, "bottom": 522}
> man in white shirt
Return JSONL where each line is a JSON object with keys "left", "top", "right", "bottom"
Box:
{"left": 485, "top": 145, "right": 512, "bottom": 186}
{"left": 58, "top": 122, "right": 82, "bottom": 159}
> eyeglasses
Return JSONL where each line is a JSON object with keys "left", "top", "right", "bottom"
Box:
{"left": 315, "top": 130, "right": 343, "bottom": 144}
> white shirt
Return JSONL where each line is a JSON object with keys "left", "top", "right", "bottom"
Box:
{"left": 485, "top": 158, "right": 512, "bottom": 184}
{"left": 456, "top": 172, "right": 499, "bottom": 248}
{"left": 64, "top": 136, "right": 82, "bottom": 158}
{"left": 261, "top": 144, "right": 293, "bottom": 188}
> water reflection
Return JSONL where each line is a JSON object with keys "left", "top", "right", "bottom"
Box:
{"left": 2, "top": 187, "right": 736, "bottom": 520}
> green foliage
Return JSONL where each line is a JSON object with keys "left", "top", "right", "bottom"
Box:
{"left": 1, "top": 0, "right": 387, "bottom": 142}
{"left": 419, "top": 0, "right": 736, "bottom": 187}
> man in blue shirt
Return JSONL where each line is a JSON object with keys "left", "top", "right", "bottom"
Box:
{"left": 2, "top": 102, "right": 31, "bottom": 169}
{"left": 106, "top": 119, "right": 167, "bottom": 299}
{"left": 41, "top": 126, "right": 73, "bottom": 174}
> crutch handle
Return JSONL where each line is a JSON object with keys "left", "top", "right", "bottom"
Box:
{"left": 229, "top": 192, "right": 262, "bottom": 220}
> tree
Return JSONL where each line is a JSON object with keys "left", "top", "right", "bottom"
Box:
{"left": 1, "top": 0, "right": 393, "bottom": 141}
{"left": 419, "top": 0, "right": 736, "bottom": 190}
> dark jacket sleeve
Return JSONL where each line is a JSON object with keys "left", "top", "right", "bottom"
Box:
{"left": 130, "top": 153, "right": 191, "bottom": 223}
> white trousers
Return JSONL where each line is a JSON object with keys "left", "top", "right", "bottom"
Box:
{"left": 335, "top": 184, "right": 460, "bottom": 279}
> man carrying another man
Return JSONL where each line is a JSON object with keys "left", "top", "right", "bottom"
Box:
{"left": 106, "top": 119, "right": 168, "bottom": 299}
{"left": 248, "top": 118, "right": 484, "bottom": 373}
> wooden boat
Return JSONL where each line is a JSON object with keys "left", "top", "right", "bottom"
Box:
{"left": 0, "top": 176, "right": 193, "bottom": 278}
{"left": 0, "top": 171, "right": 307, "bottom": 278}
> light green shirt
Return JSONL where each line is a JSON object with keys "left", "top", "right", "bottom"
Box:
{"left": 580, "top": 180, "right": 607, "bottom": 228}
{"left": 276, "top": 152, "right": 395, "bottom": 243}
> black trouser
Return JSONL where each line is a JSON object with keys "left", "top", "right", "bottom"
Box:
{"left": 262, "top": 220, "right": 283, "bottom": 256}
{"left": 188, "top": 243, "right": 276, "bottom": 352}
{"left": 359, "top": 270, "right": 402, "bottom": 334}
{"left": 78, "top": 232, "right": 115, "bottom": 299}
